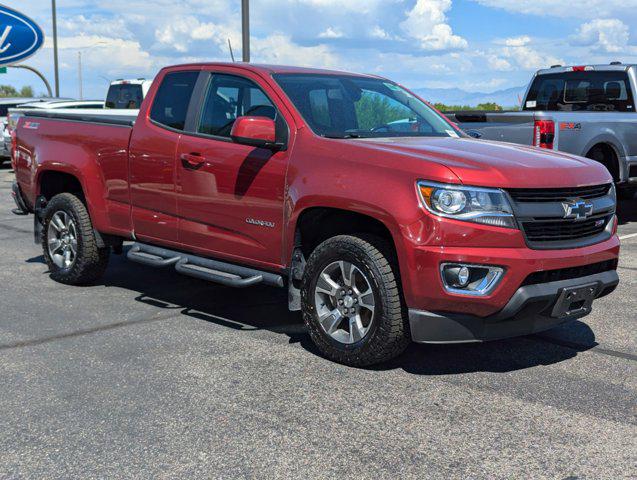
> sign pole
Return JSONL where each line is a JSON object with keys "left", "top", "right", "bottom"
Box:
{"left": 241, "top": 0, "right": 249, "bottom": 63}
{"left": 51, "top": 0, "right": 60, "bottom": 97}
{"left": 9, "top": 65, "right": 53, "bottom": 97}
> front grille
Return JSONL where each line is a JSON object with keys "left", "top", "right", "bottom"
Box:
{"left": 521, "top": 259, "right": 618, "bottom": 287}
{"left": 507, "top": 184, "right": 611, "bottom": 203}
{"left": 521, "top": 214, "right": 611, "bottom": 242}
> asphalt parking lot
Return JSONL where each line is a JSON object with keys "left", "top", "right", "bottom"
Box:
{"left": 0, "top": 164, "right": 635, "bottom": 479}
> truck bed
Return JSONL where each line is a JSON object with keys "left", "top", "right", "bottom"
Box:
{"left": 445, "top": 110, "right": 536, "bottom": 145}
{"left": 15, "top": 114, "right": 134, "bottom": 236}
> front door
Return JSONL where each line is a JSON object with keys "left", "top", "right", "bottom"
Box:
{"left": 175, "top": 71, "right": 292, "bottom": 268}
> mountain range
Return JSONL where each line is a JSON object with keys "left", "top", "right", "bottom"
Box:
{"left": 412, "top": 85, "right": 528, "bottom": 108}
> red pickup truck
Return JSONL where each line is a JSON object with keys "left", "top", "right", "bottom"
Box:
{"left": 11, "top": 63, "right": 620, "bottom": 366}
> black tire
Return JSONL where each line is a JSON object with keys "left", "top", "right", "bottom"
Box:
{"left": 301, "top": 234, "right": 410, "bottom": 367}
{"left": 42, "top": 193, "right": 110, "bottom": 285}
{"left": 618, "top": 186, "right": 636, "bottom": 201}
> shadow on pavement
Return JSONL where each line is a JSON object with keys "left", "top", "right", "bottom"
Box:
{"left": 377, "top": 321, "right": 596, "bottom": 375}
{"left": 25, "top": 247, "right": 596, "bottom": 375}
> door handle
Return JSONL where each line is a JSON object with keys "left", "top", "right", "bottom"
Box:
{"left": 180, "top": 152, "right": 206, "bottom": 170}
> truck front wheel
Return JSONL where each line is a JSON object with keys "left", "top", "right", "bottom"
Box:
{"left": 301, "top": 234, "right": 410, "bottom": 367}
{"left": 42, "top": 193, "right": 110, "bottom": 285}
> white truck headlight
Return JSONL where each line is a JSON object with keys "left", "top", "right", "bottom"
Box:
{"left": 417, "top": 181, "right": 517, "bottom": 229}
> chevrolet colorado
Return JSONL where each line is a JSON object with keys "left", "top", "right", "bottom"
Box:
{"left": 11, "top": 63, "right": 620, "bottom": 366}
{"left": 446, "top": 63, "right": 637, "bottom": 199}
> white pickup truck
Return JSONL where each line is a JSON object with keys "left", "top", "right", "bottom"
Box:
{"left": 445, "top": 63, "right": 637, "bottom": 199}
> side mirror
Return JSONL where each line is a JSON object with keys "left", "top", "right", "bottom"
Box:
{"left": 230, "top": 116, "right": 279, "bottom": 149}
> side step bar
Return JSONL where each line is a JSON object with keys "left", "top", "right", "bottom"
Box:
{"left": 11, "top": 181, "right": 30, "bottom": 216}
{"left": 126, "top": 243, "right": 284, "bottom": 289}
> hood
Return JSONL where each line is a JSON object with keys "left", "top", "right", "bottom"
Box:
{"left": 353, "top": 136, "right": 612, "bottom": 189}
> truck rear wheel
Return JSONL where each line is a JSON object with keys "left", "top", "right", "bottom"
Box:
{"left": 301, "top": 234, "right": 410, "bottom": 367}
{"left": 42, "top": 193, "right": 110, "bottom": 285}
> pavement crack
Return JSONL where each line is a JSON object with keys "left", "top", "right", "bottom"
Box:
{"left": 533, "top": 335, "right": 637, "bottom": 362}
{"left": 0, "top": 311, "right": 181, "bottom": 351}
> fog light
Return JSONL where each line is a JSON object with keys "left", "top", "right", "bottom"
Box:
{"left": 441, "top": 263, "right": 504, "bottom": 296}
{"left": 457, "top": 266, "right": 470, "bottom": 286}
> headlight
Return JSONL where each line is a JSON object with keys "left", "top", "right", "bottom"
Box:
{"left": 417, "top": 181, "right": 517, "bottom": 229}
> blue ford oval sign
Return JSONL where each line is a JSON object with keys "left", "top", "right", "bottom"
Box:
{"left": 0, "top": 5, "right": 44, "bottom": 66}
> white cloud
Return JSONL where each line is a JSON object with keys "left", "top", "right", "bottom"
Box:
{"left": 489, "top": 36, "right": 563, "bottom": 71}
{"left": 401, "top": 0, "right": 467, "bottom": 51}
{"left": 45, "top": 35, "right": 154, "bottom": 74}
{"left": 369, "top": 26, "right": 392, "bottom": 39}
{"left": 297, "top": 0, "right": 385, "bottom": 12}
{"left": 318, "top": 27, "right": 344, "bottom": 39}
{"left": 154, "top": 15, "right": 241, "bottom": 53}
{"left": 472, "top": 0, "right": 637, "bottom": 18}
{"left": 252, "top": 34, "right": 339, "bottom": 67}
{"left": 58, "top": 15, "right": 133, "bottom": 39}
{"left": 500, "top": 36, "right": 531, "bottom": 47}
{"left": 571, "top": 19, "right": 630, "bottom": 53}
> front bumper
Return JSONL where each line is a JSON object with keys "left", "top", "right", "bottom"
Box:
{"left": 409, "top": 270, "right": 619, "bottom": 343}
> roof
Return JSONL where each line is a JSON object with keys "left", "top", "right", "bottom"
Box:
{"left": 537, "top": 64, "right": 636, "bottom": 75}
{"left": 110, "top": 79, "right": 153, "bottom": 85}
{"left": 166, "top": 62, "right": 382, "bottom": 79}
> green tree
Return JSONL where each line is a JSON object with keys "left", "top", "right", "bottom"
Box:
{"left": 355, "top": 92, "right": 412, "bottom": 130}
{"left": 0, "top": 85, "right": 36, "bottom": 98}
{"left": 20, "top": 86, "right": 34, "bottom": 97}
{"left": 0, "top": 85, "right": 18, "bottom": 97}
{"left": 433, "top": 102, "right": 503, "bottom": 112}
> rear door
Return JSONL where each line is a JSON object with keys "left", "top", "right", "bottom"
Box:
{"left": 175, "top": 68, "right": 292, "bottom": 268}
{"left": 128, "top": 69, "right": 200, "bottom": 243}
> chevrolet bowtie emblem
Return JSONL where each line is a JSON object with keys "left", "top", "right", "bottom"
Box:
{"left": 562, "top": 199, "right": 594, "bottom": 220}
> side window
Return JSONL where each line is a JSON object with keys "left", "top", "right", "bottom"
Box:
{"left": 198, "top": 74, "right": 277, "bottom": 138}
{"left": 149, "top": 71, "right": 199, "bottom": 130}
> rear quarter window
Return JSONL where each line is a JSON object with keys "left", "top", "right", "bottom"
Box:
{"left": 106, "top": 84, "right": 144, "bottom": 109}
{"left": 149, "top": 71, "right": 199, "bottom": 131}
{"left": 525, "top": 71, "right": 635, "bottom": 112}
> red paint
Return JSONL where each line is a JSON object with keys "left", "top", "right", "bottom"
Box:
{"left": 230, "top": 116, "right": 276, "bottom": 144}
{"left": 14, "top": 63, "right": 619, "bottom": 317}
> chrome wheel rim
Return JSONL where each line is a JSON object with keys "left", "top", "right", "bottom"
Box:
{"left": 47, "top": 211, "right": 78, "bottom": 269}
{"left": 314, "top": 260, "right": 375, "bottom": 344}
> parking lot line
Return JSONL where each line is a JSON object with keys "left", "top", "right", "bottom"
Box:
{"left": 619, "top": 232, "right": 637, "bottom": 241}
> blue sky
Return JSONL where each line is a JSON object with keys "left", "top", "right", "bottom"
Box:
{"left": 5, "top": 0, "right": 637, "bottom": 100}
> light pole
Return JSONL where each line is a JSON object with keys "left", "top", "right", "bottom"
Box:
{"left": 242, "top": 0, "right": 250, "bottom": 62}
{"left": 51, "top": 0, "right": 59, "bottom": 97}
{"left": 78, "top": 51, "right": 82, "bottom": 99}
{"left": 78, "top": 42, "right": 107, "bottom": 100}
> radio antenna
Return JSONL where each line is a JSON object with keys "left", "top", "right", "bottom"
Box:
{"left": 228, "top": 38, "right": 236, "bottom": 62}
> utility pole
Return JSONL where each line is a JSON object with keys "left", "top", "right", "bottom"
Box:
{"left": 241, "top": 0, "right": 250, "bottom": 62}
{"left": 51, "top": 0, "right": 60, "bottom": 97}
{"left": 78, "top": 51, "right": 83, "bottom": 100}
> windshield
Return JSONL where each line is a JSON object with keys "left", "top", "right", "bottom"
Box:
{"left": 273, "top": 74, "right": 456, "bottom": 138}
{"left": 105, "top": 84, "right": 144, "bottom": 109}
{"left": 524, "top": 71, "right": 635, "bottom": 112}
